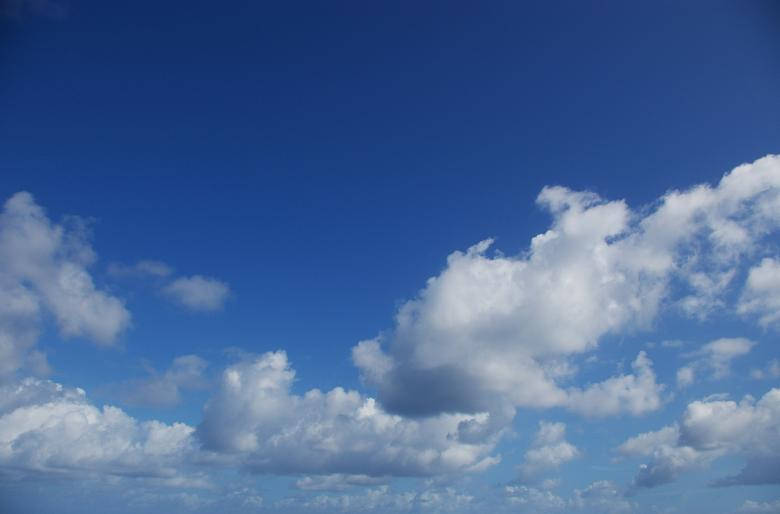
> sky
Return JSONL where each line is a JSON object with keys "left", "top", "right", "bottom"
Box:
{"left": 1, "top": 1, "right": 780, "bottom": 513}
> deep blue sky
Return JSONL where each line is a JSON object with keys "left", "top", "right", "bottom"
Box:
{"left": 1, "top": 2, "right": 779, "bottom": 513}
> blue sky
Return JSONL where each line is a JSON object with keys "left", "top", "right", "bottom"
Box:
{"left": 1, "top": 1, "right": 779, "bottom": 513}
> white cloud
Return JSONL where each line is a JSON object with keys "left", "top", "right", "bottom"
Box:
{"left": 276, "top": 484, "right": 473, "bottom": 512}
{"left": 620, "top": 388, "right": 780, "bottom": 488}
{"left": 738, "top": 257, "right": 780, "bottom": 328}
{"left": 519, "top": 421, "right": 580, "bottom": 480}
{"left": 750, "top": 359, "right": 780, "bottom": 380}
{"left": 0, "top": 192, "right": 130, "bottom": 380}
{"left": 0, "top": 377, "right": 198, "bottom": 483}
{"left": 566, "top": 352, "right": 665, "bottom": 417}
{"left": 197, "top": 351, "right": 501, "bottom": 477}
{"left": 163, "top": 275, "right": 230, "bottom": 311}
{"left": 569, "top": 481, "right": 634, "bottom": 514}
{"left": 294, "top": 473, "right": 387, "bottom": 491}
{"left": 354, "top": 155, "right": 780, "bottom": 420}
{"left": 676, "top": 338, "right": 755, "bottom": 388}
{"left": 676, "top": 366, "right": 695, "bottom": 388}
{"left": 111, "top": 355, "right": 209, "bottom": 408}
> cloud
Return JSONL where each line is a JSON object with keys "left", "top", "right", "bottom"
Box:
{"left": 108, "top": 260, "right": 174, "bottom": 278}
{"left": 276, "top": 484, "right": 473, "bottom": 513}
{"left": 739, "top": 499, "right": 780, "bottom": 513}
{"left": 620, "top": 388, "right": 780, "bottom": 488}
{"left": 519, "top": 421, "right": 580, "bottom": 480}
{"left": 676, "top": 337, "right": 755, "bottom": 388}
{"left": 738, "top": 257, "right": 780, "bottom": 328}
{"left": 566, "top": 352, "right": 665, "bottom": 417}
{"left": 750, "top": 359, "right": 780, "bottom": 380}
{"left": 197, "top": 351, "right": 501, "bottom": 477}
{"left": 0, "top": 192, "right": 130, "bottom": 380}
{"left": 354, "top": 155, "right": 780, "bottom": 420}
{"left": 163, "top": 275, "right": 230, "bottom": 311}
{"left": 0, "top": 377, "right": 198, "bottom": 483}
{"left": 294, "top": 473, "right": 388, "bottom": 491}
{"left": 110, "top": 355, "right": 209, "bottom": 408}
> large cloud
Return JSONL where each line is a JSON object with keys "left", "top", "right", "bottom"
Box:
{"left": 353, "top": 155, "right": 780, "bottom": 419}
{"left": 197, "top": 351, "right": 501, "bottom": 477}
{"left": 619, "top": 388, "right": 780, "bottom": 488}
{"left": 0, "top": 192, "right": 130, "bottom": 380}
{"left": 0, "top": 377, "right": 199, "bottom": 484}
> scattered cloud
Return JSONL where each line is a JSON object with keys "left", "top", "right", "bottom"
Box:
{"left": 620, "top": 388, "right": 780, "bottom": 488}
{"left": 519, "top": 421, "right": 580, "bottom": 481}
{"left": 294, "top": 473, "right": 388, "bottom": 491}
{"left": 163, "top": 275, "right": 230, "bottom": 312}
{"left": 109, "top": 355, "right": 209, "bottom": 408}
{"left": 676, "top": 338, "right": 755, "bottom": 388}
{"left": 108, "top": 260, "right": 174, "bottom": 279}
{"left": 739, "top": 499, "right": 780, "bottom": 513}
{"left": 750, "top": 359, "right": 780, "bottom": 380}
{"left": 0, "top": 192, "right": 130, "bottom": 380}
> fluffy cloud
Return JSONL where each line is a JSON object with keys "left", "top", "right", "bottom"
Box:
{"left": 620, "top": 388, "right": 780, "bottom": 488}
{"left": 519, "top": 421, "right": 579, "bottom": 480}
{"left": 676, "top": 337, "right": 755, "bottom": 388}
{"left": 111, "top": 355, "right": 209, "bottom": 408}
{"left": 738, "top": 257, "right": 780, "bottom": 328}
{"left": 354, "top": 155, "right": 780, "bottom": 420}
{"left": 566, "top": 352, "right": 664, "bottom": 417}
{"left": 197, "top": 351, "right": 501, "bottom": 477}
{"left": 163, "top": 275, "right": 230, "bottom": 311}
{"left": 0, "top": 377, "right": 198, "bottom": 483}
{"left": 0, "top": 192, "right": 130, "bottom": 380}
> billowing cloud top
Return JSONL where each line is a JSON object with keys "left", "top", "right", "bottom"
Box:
{"left": 354, "top": 155, "right": 780, "bottom": 418}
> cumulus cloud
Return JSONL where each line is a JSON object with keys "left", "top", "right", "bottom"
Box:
{"left": 620, "top": 388, "right": 780, "bottom": 488}
{"left": 110, "top": 355, "right": 209, "bottom": 408}
{"left": 354, "top": 155, "right": 780, "bottom": 420}
{"left": 738, "top": 257, "right": 780, "bottom": 328}
{"left": 197, "top": 351, "right": 501, "bottom": 477}
{"left": 0, "top": 377, "right": 198, "bottom": 483}
{"left": 676, "top": 337, "right": 755, "bottom": 388}
{"left": 519, "top": 421, "right": 579, "bottom": 480}
{"left": 163, "top": 275, "right": 230, "bottom": 311}
{"left": 0, "top": 192, "right": 130, "bottom": 380}
{"left": 566, "top": 352, "right": 665, "bottom": 417}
